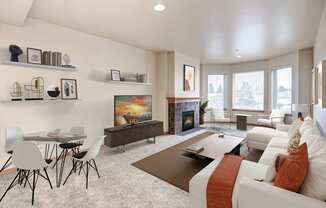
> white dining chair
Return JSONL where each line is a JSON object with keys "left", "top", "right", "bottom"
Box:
{"left": 0, "top": 127, "right": 24, "bottom": 173}
{"left": 0, "top": 141, "right": 53, "bottom": 205}
{"left": 63, "top": 135, "right": 105, "bottom": 189}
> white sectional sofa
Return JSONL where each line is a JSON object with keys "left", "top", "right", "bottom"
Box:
{"left": 189, "top": 119, "right": 326, "bottom": 208}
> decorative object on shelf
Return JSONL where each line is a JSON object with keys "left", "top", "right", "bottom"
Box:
{"left": 61, "top": 78, "right": 78, "bottom": 100}
{"left": 9, "top": 45, "right": 23, "bottom": 62}
{"left": 24, "top": 76, "right": 45, "bottom": 100}
{"left": 42, "top": 51, "right": 52, "bottom": 65}
{"left": 62, "top": 53, "right": 76, "bottom": 68}
{"left": 47, "top": 85, "right": 61, "bottom": 99}
{"left": 27, "top": 48, "right": 42, "bottom": 64}
{"left": 184, "top": 64, "right": 195, "bottom": 91}
{"left": 52, "top": 52, "right": 62, "bottom": 66}
{"left": 110, "top": 69, "right": 121, "bottom": 81}
{"left": 123, "top": 72, "right": 138, "bottom": 82}
{"left": 10, "top": 82, "right": 23, "bottom": 101}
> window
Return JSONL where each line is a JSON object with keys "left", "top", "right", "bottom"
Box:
{"left": 207, "top": 75, "right": 224, "bottom": 109}
{"left": 233, "top": 71, "right": 264, "bottom": 111}
{"left": 272, "top": 67, "right": 292, "bottom": 112}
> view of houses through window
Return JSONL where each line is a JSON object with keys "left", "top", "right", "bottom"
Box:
{"left": 272, "top": 67, "right": 292, "bottom": 113}
{"left": 207, "top": 75, "right": 224, "bottom": 109}
{"left": 232, "top": 71, "right": 264, "bottom": 111}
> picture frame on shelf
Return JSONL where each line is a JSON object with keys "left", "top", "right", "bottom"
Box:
{"left": 27, "top": 48, "right": 42, "bottom": 64}
{"left": 111, "top": 69, "right": 121, "bottom": 81}
{"left": 183, "top": 64, "right": 195, "bottom": 91}
{"left": 61, "top": 78, "right": 78, "bottom": 100}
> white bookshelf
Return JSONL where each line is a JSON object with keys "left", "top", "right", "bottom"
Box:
{"left": 2, "top": 61, "right": 77, "bottom": 72}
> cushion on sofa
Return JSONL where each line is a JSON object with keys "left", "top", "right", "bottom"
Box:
{"left": 273, "top": 143, "right": 309, "bottom": 192}
{"left": 300, "top": 135, "right": 326, "bottom": 201}
{"left": 264, "top": 153, "right": 279, "bottom": 182}
{"left": 259, "top": 147, "right": 288, "bottom": 166}
{"left": 299, "top": 119, "right": 314, "bottom": 135}
{"left": 287, "top": 130, "right": 301, "bottom": 153}
{"left": 288, "top": 119, "right": 303, "bottom": 139}
{"left": 267, "top": 137, "right": 289, "bottom": 149}
{"left": 247, "top": 127, "right": 288, "bottom": 150}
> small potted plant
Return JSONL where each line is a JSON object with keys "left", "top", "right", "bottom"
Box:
{"left": 200, "top": 101, "right": 208, "bottom": 125}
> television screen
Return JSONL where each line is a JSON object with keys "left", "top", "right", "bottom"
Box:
{"left": 114, "top": 95, "right": 152, "bottom": 126}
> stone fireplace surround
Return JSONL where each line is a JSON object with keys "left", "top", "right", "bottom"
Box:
{"left": 167, "top": 97, "right": 201, "bottom": 135}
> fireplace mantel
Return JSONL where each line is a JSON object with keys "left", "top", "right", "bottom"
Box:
{"left": 166, "top": 97, "right": 202, "bottom": 104}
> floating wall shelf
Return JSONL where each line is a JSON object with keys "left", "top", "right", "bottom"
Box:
{"left": 107, "top": 80, "right": 152, "bottom": 86}
{"left": 0, "top": 99, "right": 81, "bottom": 104}
{"left": 2, "top": 61, "right": 77, "bottom": 72}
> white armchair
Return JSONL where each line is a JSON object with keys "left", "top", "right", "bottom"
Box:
{"left": 238, "top": 178, "right": 326, "bottom": 208}
{"left": 257, "top": 109, "right": 285, "bottom": 127}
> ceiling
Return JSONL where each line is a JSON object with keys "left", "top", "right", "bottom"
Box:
{"left": 3, "top": 0, "right": 326, "bottom": 63}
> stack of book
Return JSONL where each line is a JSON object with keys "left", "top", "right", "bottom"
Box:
{"left": 185, "top": 144, "right": 204, "bottom": 154}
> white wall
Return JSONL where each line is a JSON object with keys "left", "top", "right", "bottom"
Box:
{"left": 0, "top": 18, "right": 157, "bottom": 165}
{"left": 173, "top": 52, "right": 200, "bottom": 97}
{"left": 315, "top": 2, "right": 326, "bottom": 65}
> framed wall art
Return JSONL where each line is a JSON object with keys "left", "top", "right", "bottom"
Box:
{"left": 183, "top": 65, "right": 195, "bottom": 91}
{"left": 27, "top": 48, "right": 42, "bottom": 64}
{"left": 111, "top": 69, "right": 121, "bottom": 81}
{"left": 61, "top": 78, "right": 78, "bottom": 100}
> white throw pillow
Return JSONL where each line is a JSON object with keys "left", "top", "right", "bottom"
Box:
{"left": 288, "top": 119, "right": 303, "bottom": 139}
{"left": 299, "top": 119, "right": 314, "bottom": 135}
{"left": 300, "top": 128, "right": 321, "bottom": 147}
{"left": 264, "top": 153, "right": 279, "bottom": 182}
{"left": 300, "top": 135, "right": 326, "bottom": 201}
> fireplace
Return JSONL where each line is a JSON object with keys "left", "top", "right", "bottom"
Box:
{"left": 182, "top": 111, "right": 195, "bottom": 132}
{"left": 167, "top": 97, "right": 200, "bottom": 134}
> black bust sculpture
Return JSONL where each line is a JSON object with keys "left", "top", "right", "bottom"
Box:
{"left": 9, "top": 45, "right": 23, "bottom": 62}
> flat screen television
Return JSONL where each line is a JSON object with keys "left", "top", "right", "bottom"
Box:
{"left": 114, "top": 95, "right": 152, "bottom": 126}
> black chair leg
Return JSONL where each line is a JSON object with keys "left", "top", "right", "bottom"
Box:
{"left": 63, "top": 161, "right": 78, "bottom": 186}
{"left": 78, "top": 161, "right": 83, "bottom": 175}
{"left": 0, "top": 156, "right": 12, "bottom": 173}
{"left": 31, "top": 170, "right": 37, "bottom": 206}
{"left": 86, "top": 162, "right": 89, "bottom": 189}
{"left": 43, "top": 168, "right": 53, "bottom": 189}
{"left": 92, "top": 159, "right": 100, "bottom": 178}
{"left": 0, "top": 170, "right": 21, "bottom": 202}
{"left": 24, "top": 170, "right": 30, "bottom": 188}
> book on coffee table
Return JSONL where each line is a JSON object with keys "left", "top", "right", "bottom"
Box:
{"left": 185, "top": 144, "right": 204, "bottom": 154}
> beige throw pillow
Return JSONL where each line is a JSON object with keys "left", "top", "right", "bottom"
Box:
{"left": 288, "top": 130, "right": 301, "bottom": 153}
{"left": 288, "top": 119, "right": 303, "bottom": 139}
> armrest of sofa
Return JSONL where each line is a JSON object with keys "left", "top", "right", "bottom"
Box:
{"left": 276, "top": 124, "right": 291, "bottom": 132}
{"left": 238, "top": 178, "right": 326, "bottom": 208}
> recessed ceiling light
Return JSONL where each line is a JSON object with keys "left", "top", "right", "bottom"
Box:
{"left": 154, "top": 3, "right": 166, "bottom": 12}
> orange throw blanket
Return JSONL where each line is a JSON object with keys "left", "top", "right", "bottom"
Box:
{"left": 207, "top": 154, "right": 243, "bottom": 208}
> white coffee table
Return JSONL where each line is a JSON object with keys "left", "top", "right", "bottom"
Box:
{"left": 184, "top": 133, "right": 245, "bottom": 159}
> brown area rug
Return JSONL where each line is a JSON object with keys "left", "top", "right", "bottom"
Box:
{"left": 132, "top": 132, "right": 262, "bottom": 192}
